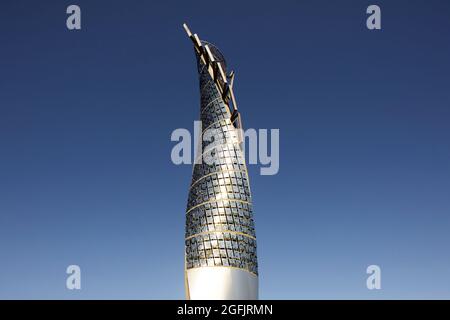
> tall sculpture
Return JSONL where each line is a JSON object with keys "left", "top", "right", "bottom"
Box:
{"left": 183, "top": 24, "right": 258, "bottom": 300}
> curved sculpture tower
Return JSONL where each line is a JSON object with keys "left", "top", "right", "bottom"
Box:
{"left": 183, "top": 24, "right": 258, "bottom": 300}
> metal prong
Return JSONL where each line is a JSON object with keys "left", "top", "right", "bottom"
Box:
{"left": 193, "top": 34, "right": 202, "bottom": 48}
{"left": 204, "top": 45, "right": 215, "bottom": 62}
{"left": 217, "top": 63, "right": 227, "bottom": 84}
{"left": 183, "top": 23, "right": 192, "bottom": 37}
{"left": 228, "top": 71, "right": 235, "bottom": 88}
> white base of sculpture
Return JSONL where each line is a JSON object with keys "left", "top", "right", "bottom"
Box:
{"left": 186, "top": 267, "right": 258, "bottom": 300}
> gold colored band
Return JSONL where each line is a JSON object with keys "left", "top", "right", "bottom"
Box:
{"left": 201, "top": 118, "right": 231, "bottom": 135}
{"left": 193, "top": 138, "right": 244, "bottom": 165}
{"left": 200, "top": 96, "right": 222, "bottom": 114}
{"left": 185, "top": 265, "right": 258, "bottom": 277}
{"left": 185, "top": 230, "right": 256, "bottom": 241}
{"left": 186, "top": 199, "right": 251, "bottom": 215}
{"left": 189, "top": 169, "right": 248, "bottom": 190}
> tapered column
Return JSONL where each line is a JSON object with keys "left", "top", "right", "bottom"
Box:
{"left": 184, "top": 27, "right": 258, "bottom": 300}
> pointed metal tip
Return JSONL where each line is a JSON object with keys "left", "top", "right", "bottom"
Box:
{"left": 183, "top": 23, "right": 192, "bottom": 37}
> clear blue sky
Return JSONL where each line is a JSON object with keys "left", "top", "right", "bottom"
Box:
{"left": 0, "top": 0, "right": 449, "bottom": 299}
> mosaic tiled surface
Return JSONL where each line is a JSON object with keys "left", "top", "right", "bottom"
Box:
{"left": 186, "top": 43, "right": 258, "bottom": 275}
